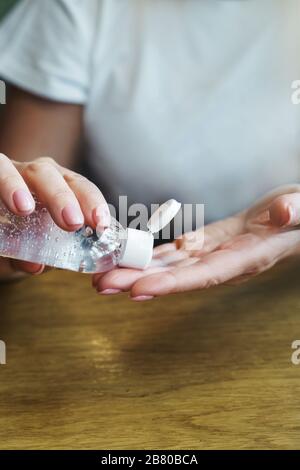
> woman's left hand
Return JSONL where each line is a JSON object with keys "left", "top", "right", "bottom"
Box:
{"left": 93, "top": 185, "right": 300, "bottom": 300}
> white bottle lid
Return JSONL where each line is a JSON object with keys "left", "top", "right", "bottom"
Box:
{"left": 147, "top": 199, "right": 182, "bottom": 234}
{"left": 118, "top": 199, "right": 181, "bottom": 270}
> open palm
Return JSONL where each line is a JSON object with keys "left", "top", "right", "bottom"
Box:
{"left": 93, "top": 186, "right": 300, "bottom": 300}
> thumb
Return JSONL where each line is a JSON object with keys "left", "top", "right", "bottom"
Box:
{"left": 269, "top": 193, "right": 300, "bottom": 227}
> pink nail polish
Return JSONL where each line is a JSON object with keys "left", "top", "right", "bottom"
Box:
{"left": 13, "top": 189, "right": 34, "bottom": 213}
{"left": 131, "top": 295, "right": 154, "bottom": 301}
{"left": 32, "top": 265, "right": 45, "bottom": 275}
{"left": 62, "top": 204, "right": 84, "bottom": 226}
{"left": 99, "top": 289, "right": 121, "bottom": 295}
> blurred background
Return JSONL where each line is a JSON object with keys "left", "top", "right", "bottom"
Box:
{"left": 0, "top": 0, "right": 17, "bottom": 19}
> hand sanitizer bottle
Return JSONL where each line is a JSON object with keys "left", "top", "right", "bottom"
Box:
{"left": 0, "top": 199, "right": 181, "bottom": 273}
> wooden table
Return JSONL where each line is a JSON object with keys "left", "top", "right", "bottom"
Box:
{"left": 0, "top": 258, "right": 300, "bottom": 450}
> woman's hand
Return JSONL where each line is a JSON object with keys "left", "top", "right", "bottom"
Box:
{"left": 0, "top": 153, "right": 110, "bottom": 278}
{"left": 93, "top": 185, "right": 300, "bottom": 300}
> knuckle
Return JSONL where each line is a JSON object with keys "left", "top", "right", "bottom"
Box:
{"left": 37, "top": 156, "right": 57, "bottom": 166}
{"left": 24, "top": 157, "right": 56, "bottom": 174}
{"left": 64, "top": 172, "right": 89, "bottom": 185}
{"left": 24, "top": 162, "right": 41, "bottom": 174}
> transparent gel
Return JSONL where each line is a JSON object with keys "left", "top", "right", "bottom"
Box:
{"left": 0, "top": 200, "right": 126, "bottom": 273}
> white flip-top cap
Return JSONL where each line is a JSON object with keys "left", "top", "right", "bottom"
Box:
{"left": 147, "top": 199, "right": 182, "bottom": 234}
{"left": 118, "top": 199, "right": 181, "bottom": 270}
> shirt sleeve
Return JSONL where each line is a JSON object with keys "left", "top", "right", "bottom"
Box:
{"left": 0, "top": 0, "right": 99, "bottom": 103}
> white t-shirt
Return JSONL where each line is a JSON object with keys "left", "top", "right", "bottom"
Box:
{"left": 0, "top": 0, "right": 299, "bottom": 221}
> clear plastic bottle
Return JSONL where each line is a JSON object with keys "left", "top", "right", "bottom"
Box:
{"left": 0, "top": 198, "right": 181, "bottom": 273}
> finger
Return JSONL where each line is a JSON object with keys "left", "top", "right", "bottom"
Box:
{"left": 92, "top": 271, "right": 108, "bottom": 287}
{"left": 177, "top": 214, "right": 245, "bottom": 256}
{"left": 95, "top": 266, "right": 169, "bottom": 293}
{"left": 92, "top": 267, "right": 122, "bottom": 287}
{"left": 11, "top": 260, "right": 45, "bottom": 275}
{"left": 129, "top": 230, "right": 300, "bottom": 297}
{"left": 63, "top": 170, "right": 110, "bottom": 229}
{"left": 0, "top": 258, "right": 44, "bottom": 276}
{"left": 269, "top": 193, "right": 300, "bottom": 227}
{"left": 92, "top": 254, "right": 167, "bottom": 288}
{"left": 22, "top": 161, "right": 84, "bottom": 231}
{"left": 92, "top": 245, "right": 176, "bottom": 289}
{"left": 152, "top": 242, "right": 177, "bottom": 258}
{"left": 247, "top": 184, "right": 300, "bottom": 219}
{"left": 157, "top": 250, "right": 190, "bottom": 266}
{"left": 172, "top": 257, "right": 199, "bottom": 268}
{"left": 0, "top": 153, "right": 35, "bottom": 215}
{"left": 92, "top": 242, "right": 180, "bottom": 289}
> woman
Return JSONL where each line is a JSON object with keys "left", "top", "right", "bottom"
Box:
{"left": 0, "top": 0, "right": 300, "bottom": 300}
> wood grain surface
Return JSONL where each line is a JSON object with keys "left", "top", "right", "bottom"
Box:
{"left": 0, "top": 258, "right": 300, "bottom": 449}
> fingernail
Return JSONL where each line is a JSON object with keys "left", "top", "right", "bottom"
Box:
{"left": 32, "top": 265, "right": 45, "bottom": 275}
{"left": 13, "top": 189, "right": 35, "bottom": 213}
{"left": 130, "top": 295, "right": 154, "bottom": 301}
{"left": 99, "top": 289, "right": 122, "bottom": 295}
{"left": 94, "top": 205, "right": 111, "bottom": 228}
{"left": 62, "top": 204, "right": 84, "bottom": 226}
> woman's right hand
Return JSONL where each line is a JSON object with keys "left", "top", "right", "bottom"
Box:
{"left": 0, "top": 153, "right": 110, "bottom": 278}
